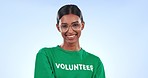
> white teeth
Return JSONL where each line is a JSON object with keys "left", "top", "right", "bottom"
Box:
{"left": 67, "top": 35, "right": 75, "bottom": 38}
{"left": 68, "top": 35, "right": 74, "bottom": 37}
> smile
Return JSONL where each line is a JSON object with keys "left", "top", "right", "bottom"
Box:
{"left": 66, "top": 34, "right": 76, "bottom": 39}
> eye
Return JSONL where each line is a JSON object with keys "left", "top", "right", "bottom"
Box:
{"left": 72, "top": 23, "right": 79, "bottom": 27}
{"left": 61, "top": 24, "right": 68, "bottom": 28}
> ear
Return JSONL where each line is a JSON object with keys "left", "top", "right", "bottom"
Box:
{"left": 56, "top": 24, "right": 61, "bottom": 32}
{"left": 81, "top": 22, "right": 85, "bottom": 30}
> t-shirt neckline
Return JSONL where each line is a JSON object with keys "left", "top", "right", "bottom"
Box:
{"left": 57, "top": 45, "right": 83, "bottom": 54}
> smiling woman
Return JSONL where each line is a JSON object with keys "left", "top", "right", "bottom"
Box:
{"left": 34, "top": 4, "right": 105, "bottom": 78}
{"left": 57, "top": 14, "right": 84, "bottom": 47}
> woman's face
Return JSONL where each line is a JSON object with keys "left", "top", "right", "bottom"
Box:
{"left": 57, "top": 14, "right": 84, "bottom": 44}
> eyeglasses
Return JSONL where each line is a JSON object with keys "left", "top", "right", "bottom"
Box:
{"left": 59, "top": 23, "right": 81, "bottom": 32}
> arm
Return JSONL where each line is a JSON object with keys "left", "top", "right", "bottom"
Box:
{"left": 95, "top": 63, "right": 105, "bottom": 78}
{"left": 34, "top": 49, "right": 55, "bottom": 78}
{"left": 94, "top": 62, "right": 105, "bottom": 78}
{"left": 92, "top": 60, "right": 106, "bottom": 78}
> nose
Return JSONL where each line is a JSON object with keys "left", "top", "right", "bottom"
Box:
{"left": 67, "top": 26, "right": 74, "bottom": 33}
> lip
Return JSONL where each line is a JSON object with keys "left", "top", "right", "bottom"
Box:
{"left": 65, "top": 34, "right": 77, "bottom": 39}
{"left": 65, "top": 33, "right": 78, "bottom": 36}
{"left": 67, "top": 35, "right": 75, "bottom": 38}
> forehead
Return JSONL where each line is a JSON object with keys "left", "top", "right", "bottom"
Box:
{"left": 59, "top": 14, "right": 81, "bottom": 24}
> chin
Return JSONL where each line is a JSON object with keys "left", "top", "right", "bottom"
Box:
{"left": 65, "top": 40, "right": 78, "bottom": 44}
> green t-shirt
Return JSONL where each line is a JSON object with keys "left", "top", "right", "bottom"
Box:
{"left": 34, "top": 45, "right": 105, "bottom": 78}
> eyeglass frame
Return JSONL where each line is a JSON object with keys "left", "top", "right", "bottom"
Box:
{"left": 58, "top": 21, "right": 83, "bottom": 32}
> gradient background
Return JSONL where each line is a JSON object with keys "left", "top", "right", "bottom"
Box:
{"left": 0, "top": 0, "right": 148, "bottom": 78}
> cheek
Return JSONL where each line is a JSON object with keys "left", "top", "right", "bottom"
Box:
{"left": 76, "top": 30, "right": 81, "bottom": 37}
{"left": 61, "top": 32, "right": 65, "bottom": 37}
{"left": 61, "top": 32, "right": 68, "bottom": 39}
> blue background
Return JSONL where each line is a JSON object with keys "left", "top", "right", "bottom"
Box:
{"left": 0, "top": 0, "right": 148, "bottom": 78}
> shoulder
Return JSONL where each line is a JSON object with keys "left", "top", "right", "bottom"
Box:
{"left": 88, "top": 52, "right": 101, "bottom": 61}
{"left": 37, "top": 46, "right": 57, "bottom": 56}
{"left": 84, "top": 50, "right": 104, "bottom": 70}
{"left": 83, "top": 50, "right": 102, "bottom": 64}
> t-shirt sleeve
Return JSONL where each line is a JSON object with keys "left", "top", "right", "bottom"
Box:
{"left": 94, "top": 61, "right": 106, "bottom": 78}
{"left": 34, "top": 48, "right": 55, "bottom": 78}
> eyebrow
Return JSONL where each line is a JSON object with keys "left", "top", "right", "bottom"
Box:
{"left": 71, "top": 21, "right": 79, "bottom": 24}
{"left": 61, "top": 21, "right": 79, "bottom": 25}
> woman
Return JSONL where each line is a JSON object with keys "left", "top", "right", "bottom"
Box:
{"left": 34, "top": 4, "right": 105, "bottom": 78}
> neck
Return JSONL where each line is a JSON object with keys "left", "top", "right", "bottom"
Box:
{"left": 60, "top": 42, "right": 81, "bottom": 51}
